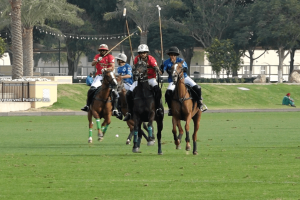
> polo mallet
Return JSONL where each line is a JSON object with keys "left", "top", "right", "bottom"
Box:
{"left": 157, "top": 5, "right": 164, "bottom": 87}
{"left": 123, "top": 8, "right": 134, "bottom": 64}
{"left": 99, "top": 26, "right": 142, "bottom": 61}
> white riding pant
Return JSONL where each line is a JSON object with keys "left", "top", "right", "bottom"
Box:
{"left": 167, "top": 76, "right": 197, "bottom": 91}
{"left": 91, "top": 75, "right": 103, "bottom": 88}
{"left": 129, "top": 78, "right": 158, "bottom": 92}
{"left": 124, "top": 82, "right": 131, "bottom": 91}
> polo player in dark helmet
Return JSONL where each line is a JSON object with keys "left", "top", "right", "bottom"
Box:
{"left": 162, "top": 46, "right": 207, "bottom": 116}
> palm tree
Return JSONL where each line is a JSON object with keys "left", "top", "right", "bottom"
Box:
{"left": 104, "top": 0, "right": 166, "bottom": 45}
{"left": 10, "top": 0, "right": 23, "bottom": 79}
{"left": 1, "top": 0, "right": 84, "bottom": 76}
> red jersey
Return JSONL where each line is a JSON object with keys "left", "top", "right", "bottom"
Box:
{"left": 134, "top": 55, "right": 157, "bottom": 79}
{"left": 94, "top": 54, "right": 115, "bottom": 75}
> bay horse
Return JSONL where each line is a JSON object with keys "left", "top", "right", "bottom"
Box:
{"left": 171, "top": 62, "right": 202, "bottom": 155}
{"left": 131, "top": 61, "right": 164, "bottom": 154}
{"left": 87, "top": 70, "right": 118, "bottom": 143}
{"left": 116, "top": 77, "right": 154, "bottom": 145}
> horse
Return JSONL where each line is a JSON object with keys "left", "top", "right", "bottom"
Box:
{"left": 131, "top": 60, "right": 164, "bottom": 154}
{"left": 116, "top": 77, "right": 154, "bottom": 145}
{"left": 171, "top": 62, "right": 202, "bottom": 155}
{"left": 87, "top": 70, "right": 118, "bottom": 143}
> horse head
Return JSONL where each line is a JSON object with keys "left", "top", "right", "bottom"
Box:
{"left": 133, "top": 60, "right": 148, "bottom": 81}
{"left": 102, "top": 69, "right": 118, "bottom": 87}
{"left": 171, "top": 62, "right": 184, "bottom": 83}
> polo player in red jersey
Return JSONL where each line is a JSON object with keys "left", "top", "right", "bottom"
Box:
{"left": 81, "top": 44, "right": 120, "bottom": 118}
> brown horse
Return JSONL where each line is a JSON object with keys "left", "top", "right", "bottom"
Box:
{"left": 87, "top": 70, "right": 118, "bottom": 143}
{"left": 116, "top": 78, "right": 152, "bottom": 145}
{"left": 171, "top": 62, "right": 201, "bottom": 155}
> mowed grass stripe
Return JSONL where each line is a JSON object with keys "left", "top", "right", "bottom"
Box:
{"left": 0, "top": 112, "right": 300, "bottom": 199}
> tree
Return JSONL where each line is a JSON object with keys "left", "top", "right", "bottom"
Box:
{"left": 147, "top": 23, "right": 196, "bottom": 74}
{"left": 206, "top": 38, "right": 243, "bottom": 78}
{"left": 10, "top": 0, "right": 23, "bottom": 79}
{"left": 184, "top": 0, "right": 237, "bottom": 48}
{"left": 0, "top": 37, "right": 6, "bottom": 57}
{"left": 103, "top": 0, "right": 168, "bottom": 44}
{"left": 253, "top": 0, "right": 300, "bottom": 83}
{"left": 1, "top": 0, "right": 84, "bottom": 76}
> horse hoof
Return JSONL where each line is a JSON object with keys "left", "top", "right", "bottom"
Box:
{"left": 126, "top": 139, "right": 131, "bottom": 145}
{"left": 98, "top": 133, "right": 104, "bottom": 141}
{"left": 88, "top": 137, "right": 93, "bottom": 143}
{"left": 147, "top": 140, "right": 155, "bottom": 146}
{"left": 186, "top": 147, "right": 191, "bottom": 151}
{"left": 158, "top": 152, "right": 163, "bottom": 155}
{"left": 193, "top": 151, "right": 198, "bottom": 155}
{"left": 132, "top": 148, "right": 141, "bottom": 153}
{"left": 176, "top": 145, "right": 181, "bottom": 150}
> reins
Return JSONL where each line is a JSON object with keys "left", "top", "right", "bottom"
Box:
{"left": 172, "top": 65, "right": 192, "bottom": 104}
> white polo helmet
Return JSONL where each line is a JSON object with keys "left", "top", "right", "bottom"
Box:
{"left": 137, "top": 44, "right": 149, "bottom": 52}
{"left": 115, "top": 53, "right": 127, "bottom": 62}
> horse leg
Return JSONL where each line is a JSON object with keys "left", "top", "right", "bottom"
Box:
{"left": 96, "top": 118, "right": 103, "bottom": 141}
{"left": 177, "top": 120, "right": 184, "bottom": 144}
{"left": 88, "top": 111, "right": 93, "bottom": 143}
{"left": 126, "top": 121, "right": 134, "bottom": 145}
{"left": 101, "top": 116, "right": 111, "bottom": 136}
{"left": 185, "top": 115, "right": 192, "bottom": 151}
{"left": 192, "top": 111, "right": 201, "bottom": 155}
{"left": 156, "top": 119, "right": 163, "bottom": 155}
{"left": 137, "top": 126, "right": 142, "bottom": 148}
{"left": 172, "top": 117, "right": 180, "bottom": 149}
{"left": 142, "top": 122, "right": 152, "bottom": 142}
{"left": 132, "top": 118, "right": 141, "bottom": 153}
{"left": 147, "top": 121, "right": 155, "bottom": 146}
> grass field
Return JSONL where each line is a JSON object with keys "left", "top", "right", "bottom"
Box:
{"left": 40, "top": 83, "right": 300, "bottom": 111}
{"left": 1, "top": 112, "right": 300, "bottom": 200}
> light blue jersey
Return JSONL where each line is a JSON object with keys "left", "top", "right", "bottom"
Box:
{"left": 117, "top": 63, "right": 133, "bottom": 85}
{"left": 163, "top": 57, "right": 188, "bottom": 83}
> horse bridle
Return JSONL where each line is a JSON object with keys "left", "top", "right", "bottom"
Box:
{"left": 133, "top": 61, "right": 148, "bottom": 82}
{"left": 172, "top": 63, "right": 184, "bottom": 84}
{"left": 102, "top": 70, "right": 118, "bottom": 87}
{"left": 172, "top": 63, "right": 192, "bottom": 104}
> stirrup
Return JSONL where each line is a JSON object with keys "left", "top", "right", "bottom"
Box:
{"left": 112, "top": 109, "right": 119, "bottom": 116}
{"left": 123, "top": 112, "right": 131, "bottom": 121}
{"left": 81, "top": 105, "right": 89, "bottom": 112}
{"left": 200, "top": 103, "right": 208, "bottom": 112}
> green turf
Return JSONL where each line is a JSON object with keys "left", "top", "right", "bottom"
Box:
{"left": 42, "top": 83, "right": 299, "bottom": 111}
{"left": 0, "top": 112, "right": 299, "bottom": 200}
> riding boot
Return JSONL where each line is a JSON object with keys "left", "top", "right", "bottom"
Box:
{"left": 116, "top": 95, "right": 123, "bottom": 120}
{"left": 123, "top": 90, "right": 134, "bottom": 121}
{"left": 165, "top": 89, "right": 173, "bottom": 116}
{"left": 81, "top": 86, "right": 97, "bottom": 112}
{"left": 153, "top": 85, "right": 164, "bottom": 117}
{"left": 112, "top": 90, "right": 122, "bottom": 119}
{"left": 191, "top": 85, "right": 202, "bottom": 109}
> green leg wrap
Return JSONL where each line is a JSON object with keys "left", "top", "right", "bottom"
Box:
{"left": 96, "top": 119, "right": 101, "bottom": 130}
{"left": 134, "top": 130, "right": 138, "bottom": 143}
{"left": 101, "top": 124, "right": 109, "bottom": 134}
{"left": 89, "top": 128, "right": 93, "bottom": 137}
{"left": 148, "top": 126, "right": 153, "bottom": 138}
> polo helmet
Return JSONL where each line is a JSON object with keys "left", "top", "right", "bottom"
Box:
{"left": 98, "top": 44, "right": 109, "bottom": 51}
{"left": 115, "top": 53, "right": 127, "bottom": 62}
{"left": 137, "top": 44, "right": 149, "bottom": 52}
{"left": 166, "top": 46, "right": 180, "bottom": 55}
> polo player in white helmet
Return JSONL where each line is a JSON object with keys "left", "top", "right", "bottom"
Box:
{"left": 123, "top": 44, "right": 163, "bottom": 121}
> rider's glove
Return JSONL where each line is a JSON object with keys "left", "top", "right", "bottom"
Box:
{"left": 160, "top": 64, "right": 164, "bottom": 74}
{"left": 101, "top": 68, "right": 106, "bottom": 73}
{"left": 97, "top": 57, "right": 103, "bottom": 62}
